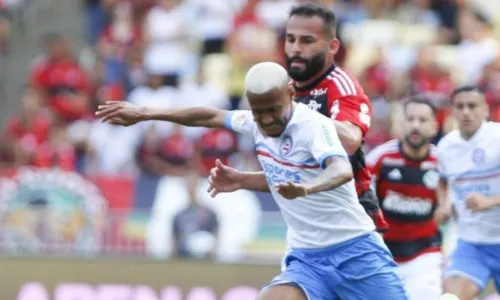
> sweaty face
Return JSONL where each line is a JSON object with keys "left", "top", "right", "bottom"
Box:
{"left": 285, "top": 15, "right": 330, "bottom": 82}
{"left": 247, "top": 86, "right": 294, "bottom": 137}
{"left": 403, "top": 102, "right": 437, "bottom": 149}
{"left": 452, "top": 91, "right": 489, "bottom": 138}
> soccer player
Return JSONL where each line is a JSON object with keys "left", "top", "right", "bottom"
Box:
{"left": 436, "top": 86, "right": 500, "bottom": 300}
{"left": 366, "top": 96, "right": 442, "bottom": 300}
{"left": 96, "top": 62, "right": 407, "bottom": 300}
{"left": 284, "top": 3, "right": 387, "bottom": 231}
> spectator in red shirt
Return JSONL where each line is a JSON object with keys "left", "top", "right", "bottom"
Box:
{"left": 29, "top": 33, "right": 91, "bottom": 123}
{"left": 98, "top": 0, "right": 142, "bottom": 61}
{"left": 4, "top": 87, "right": 52, "bottom": 165}
{"left": 34, "top": 124, "right": 76, "bottom": 172}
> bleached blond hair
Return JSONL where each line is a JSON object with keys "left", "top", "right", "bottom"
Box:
{"left": 244, "top": 62, "right": 289, "bottom": 95}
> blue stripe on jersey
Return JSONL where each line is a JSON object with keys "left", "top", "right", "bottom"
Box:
{"left": 224, "top": 112, "right": 234, "bottom": 131}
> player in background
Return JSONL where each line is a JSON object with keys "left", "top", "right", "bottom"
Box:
{"left": 284, "top": 3, "right": 387, "bottom": 231}
{"left": 96, "top": 62, "right": 407, "bottom": 300}
{"left": 435, "top": 86, "right": 500, "bottom": 300}
{"left": 366, "top": 96, "right": 442, "bottom": 300}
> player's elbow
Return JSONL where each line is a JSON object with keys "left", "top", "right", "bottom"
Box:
{"left": 339, "top": 168, "right": 354, "bottom": 184}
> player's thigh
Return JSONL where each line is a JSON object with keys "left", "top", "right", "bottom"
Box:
{"left": 258, "top": 284, "right": 307, "bottom": 300}
{"left": 443, "top": 276, "right": 481, "bottom": 300}
{"left": 444, "top": 240, "right": 490, "bottom": 299}
{"left": 335, "top": 233, "right": 408, "bottom": 300}
{"left": 265, "top": 256, "right": 333, "bottom": 300}
{"left": 399, "top": 252, "right": 442, "bottom": 300}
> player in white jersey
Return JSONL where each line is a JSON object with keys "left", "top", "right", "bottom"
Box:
{"left": 435, "top": 86, "right": 500, "bottom": 300}
{"left": 96, "top": 62, "right": 408, "bottom": 300}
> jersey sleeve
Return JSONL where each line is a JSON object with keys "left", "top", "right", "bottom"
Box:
{"left": 224, "top": 110, "right": 255, "bottom": 137}
{"left": 327, "top": 94, "right": 372, "bottom": 136}
{"left": 309, "top": 115, "right": 349, "bottom": 169}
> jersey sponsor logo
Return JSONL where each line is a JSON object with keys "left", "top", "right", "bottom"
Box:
{"left": 310, "top": 88, "right": 327, "bottom": 96}
{"left": 262, "top": 161, "right": 301, "bottom": 185}
{"left": 423, "top": 170, "right": 439, "bottom": 189}
{"left": 307, "top": 100, "right": 323, "bottom": 111}
{"left": 279, "top": 135, "right": 293, "bottom": 156}
{"left": 330, "top": 100, "right": 340, "bottom": 119}
{"left": 472, "top": 148, "right": 486, "bottom": 165}
{"left": 383, "top": 190, "right": 433, "bottom": 215}
{"left": 388, "top": 169, "right": 402, "bottom": 180}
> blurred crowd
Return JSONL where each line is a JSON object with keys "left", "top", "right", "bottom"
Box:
{"left": 0, "top": 0, "right": 500, "bottom": 259}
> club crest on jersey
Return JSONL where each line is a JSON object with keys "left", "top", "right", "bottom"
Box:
{"left": 472, "top": 148, "right": 485, "bottom": 165}
{"left": 423, "top": 170, "right": 439, "bottom": 189}
{"left": 307, "top": 100, "right": 322, "bottom": 111}
{"left": 280, "top": 135, "right": 293, "bottom": 156}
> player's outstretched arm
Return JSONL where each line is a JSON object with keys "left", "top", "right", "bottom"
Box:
{"left": 207, "top": 159, "right": 270, "bottom": 197}
{"left": 95, "top": 101, "right": 228, "bottom": 128}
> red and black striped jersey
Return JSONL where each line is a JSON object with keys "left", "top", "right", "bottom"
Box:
{"left": 366, "top": 139, "right": 441, "bottom": 262}
{"left": 291, "top": 64, "right": 373, "bottom": 196}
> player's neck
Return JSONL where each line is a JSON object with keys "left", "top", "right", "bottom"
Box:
{"left": 401, "top": 142, "right": 429, "bottom": 161}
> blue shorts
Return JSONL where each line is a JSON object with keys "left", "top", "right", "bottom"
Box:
{"left": 445, "top": 239, "right": 500, "bottom": 291}
{"left": 265, "top": 232, "right": 408, "bottom": 300}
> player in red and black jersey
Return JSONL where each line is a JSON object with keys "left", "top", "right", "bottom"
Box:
{"left": 284, "top": 3, "right": 387, "bottom": 231}
{"left": 366, "top": 96, "right": 442, "bottom": 299}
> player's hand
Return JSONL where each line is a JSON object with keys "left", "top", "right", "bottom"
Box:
{"left": 275, "top": 182, "right": 309, "bottom": 200}
{"left": 207, "top": 159, "right": 243, "bottom": 197}
{"left": 95, "top": 101, "right": 144, "bottom": 126}
{"left": 466, "top": 193, "right": 495, "bottom": 212}
{"left": 433, "top": 204, "right": 452, "bottom": 225}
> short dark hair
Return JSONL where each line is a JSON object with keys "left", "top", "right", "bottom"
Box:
{"left": 450, "top": 85, "right": 484, "bottom": 102}
{"left": 403, "top": 95, "right": 437, "bottom": 117}
{"left": 289, "top": 3, "right": 337, "bottom": 39}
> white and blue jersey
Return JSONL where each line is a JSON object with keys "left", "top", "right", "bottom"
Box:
{"left": 437, "top": 121, "right": 500, "bottom": 244}
{"left": 225, "top": 103, "right": 374, "bottom": 249}
{"left": 437, "top": 121, "right": 500, "bottom": 291}
{"left": 225, "top": 103, "right": 407, "bottom": 300}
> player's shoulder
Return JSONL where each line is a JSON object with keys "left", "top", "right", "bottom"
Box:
{"left": 366, "top": 139, "right": 400, "bottom": 163}
{"left": 484, "top": 122, "right": 500, "bottom": 137}
{"left": 324, "top": 66, "right": 365, "bottom": 98}
{"left": 436, "top": 130, "right": 461, "bottom": 151}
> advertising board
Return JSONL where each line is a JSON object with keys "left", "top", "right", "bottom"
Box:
{"left": 0, "top": 258, "right": 278, "bottom": 300}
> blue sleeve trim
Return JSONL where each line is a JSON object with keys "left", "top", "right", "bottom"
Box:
{"left": 224, "top": 112, "right": 234, "bottom": 131}
{"left": 318, "top": 153, "right": 348, "bottom": 169}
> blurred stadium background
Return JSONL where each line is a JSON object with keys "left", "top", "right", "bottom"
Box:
{"left": 0, "top": 0, "right": 499, "bottom": 299}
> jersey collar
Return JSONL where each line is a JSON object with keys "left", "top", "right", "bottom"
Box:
{"left": 293, "top": 64, "right": 336, "bottom": 93}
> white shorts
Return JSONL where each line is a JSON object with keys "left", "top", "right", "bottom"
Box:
{"left": 398, "top": 252, "right": 443, "bottom": 300}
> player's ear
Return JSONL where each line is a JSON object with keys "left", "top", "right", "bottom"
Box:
{"left": 329, "top": 38, "right": 340, "bottom": 57}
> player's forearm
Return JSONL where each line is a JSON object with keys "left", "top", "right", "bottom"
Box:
{"left": 489, "top": 196, "right": 500, "bottom": 207}
{"left": 437, "top": 179, "right": 451, "bottom": 207}
{"left": 305, "top": 157, "right": 353, "bottom": 194}
{"left": 141, "top": 106, "right": 225, "bottom": 128}
{"left": 333, "top": 120, "right": 362, "bottom": 155}
{"left": 240, "top": 171, "right": 271, "bottom": 192}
